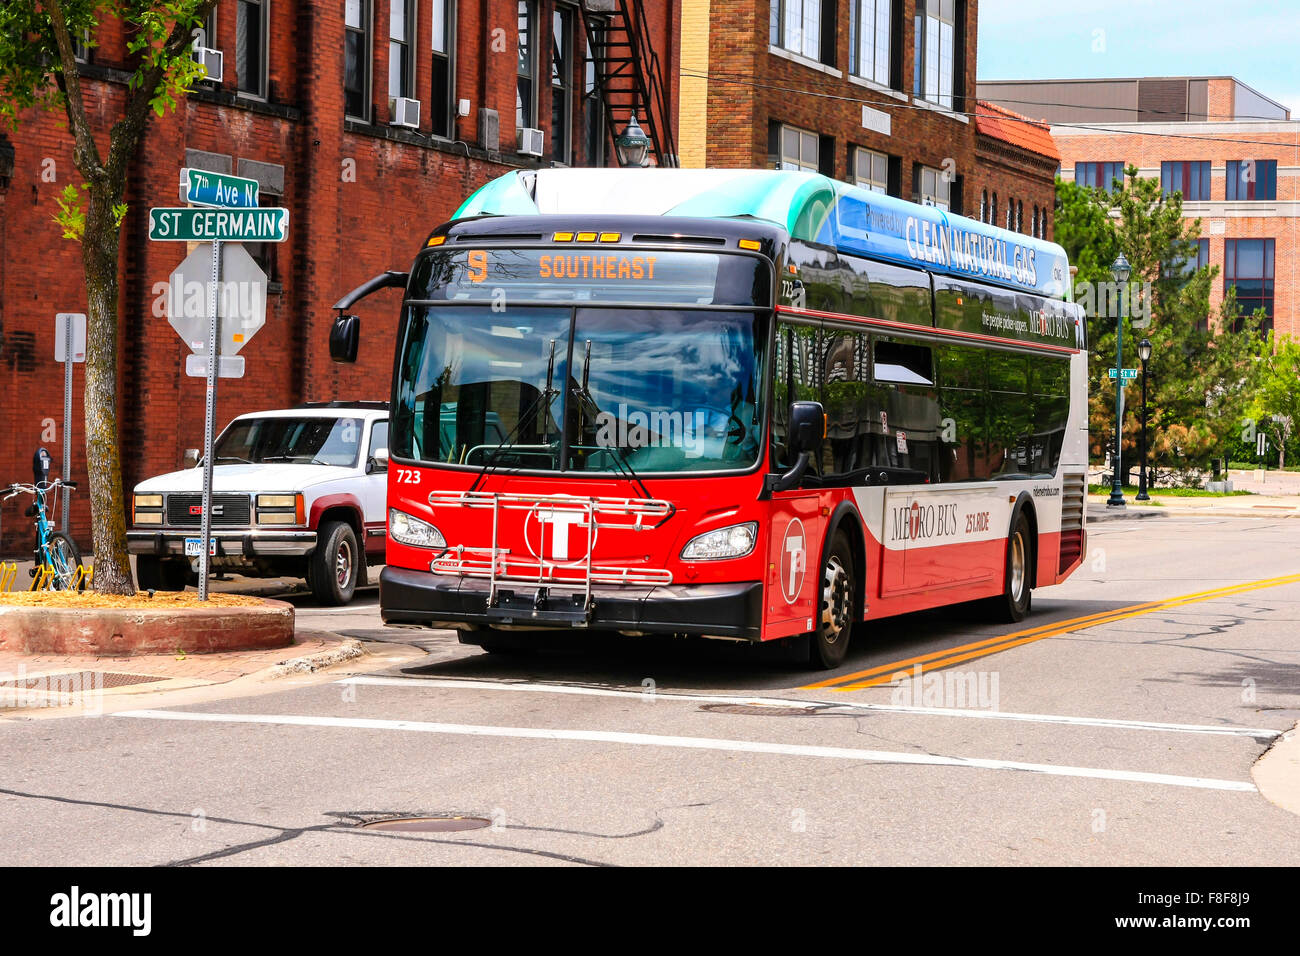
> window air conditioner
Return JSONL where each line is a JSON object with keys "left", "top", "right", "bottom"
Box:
{"left": 192, "top": 46, "right": 223, "bottom": 83}
{"left": 518, "top": 127, "right": 545, "bottom": 158}
{"left": 390, "top": 97, "right": 421, "bottom": 129}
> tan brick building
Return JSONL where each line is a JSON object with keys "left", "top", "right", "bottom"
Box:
{"left": 981, "top": 76, "right": 1299, "bottom": 341}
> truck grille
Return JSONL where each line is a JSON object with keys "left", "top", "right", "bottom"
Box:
{"left": 165, "top": 494, "right": 252, "bottom": 528}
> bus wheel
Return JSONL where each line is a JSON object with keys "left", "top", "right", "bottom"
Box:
{"left": 986, "top": 512, "right": 1033, "bottom": 623}
{"left": 808, "top": 533, "right": 855, "bottom": 670}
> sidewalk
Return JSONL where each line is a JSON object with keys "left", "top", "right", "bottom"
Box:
{"left": 1087, "top": 493, "right": 1300, "bottom": 519}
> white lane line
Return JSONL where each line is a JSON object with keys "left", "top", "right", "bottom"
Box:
{"left": 112, "top": 708, "right": 1257, "bottom": 793}
{"left": 338, "top": 676, "right": 1281, "bottom": 740}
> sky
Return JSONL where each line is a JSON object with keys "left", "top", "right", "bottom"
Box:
{"left": 977, "top": 0, "right": 1300, "bottom": 118}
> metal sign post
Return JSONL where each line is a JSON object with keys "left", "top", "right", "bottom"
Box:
{"left": 54, "top": 312, "right": 86, "bottom": 533}
{"left": 62, "top": 312, "right": 72, "bottom": 531}
{"left": 198, "top": 240, "right": 222, "bottom": 601}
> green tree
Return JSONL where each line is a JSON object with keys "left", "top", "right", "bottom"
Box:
{"left": 0, "top": 1, "right": 215, "bottom": 594}
{"left": 1248, "top": 334, "right": 1300, "bottom": 469}
{"left": 1055, "top": 167, "right": 1262, "bottom": 483}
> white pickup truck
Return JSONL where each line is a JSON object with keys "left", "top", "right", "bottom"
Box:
{"left": 127, "top": 402, "right": 389, "bottom": 604}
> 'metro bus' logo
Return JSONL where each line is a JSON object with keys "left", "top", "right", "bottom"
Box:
{"left": 892, "top": 501, "right": 959, "bottom": 542}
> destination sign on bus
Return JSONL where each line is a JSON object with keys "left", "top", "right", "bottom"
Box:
{"left": 414, "top": 248, "right": 766, "bottom": 306}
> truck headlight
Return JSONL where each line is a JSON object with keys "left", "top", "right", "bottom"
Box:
{"left": 680, "top": 522, "right": 758, "bottom": 561}
{"left": 256, "top": 493, "right": 305, "bottom": 526}
{"left": 133, "top": 494, "right": 163, "bottom": 525}
{"left": 390, "top": 508, "right": 445, "bottom": 549}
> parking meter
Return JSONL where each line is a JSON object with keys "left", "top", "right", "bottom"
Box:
{"left": 33, "top": 447, "right": 52, "bottom": 484}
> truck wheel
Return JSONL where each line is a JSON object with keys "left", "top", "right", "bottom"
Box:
{"left": 983, "top": 511, "right": 1033, "bottom": 623}
{"left": 136, "top": 555, "right": 189, "bottom": 591}
{"left": 310, "top": 521, "right": 359, "bottom": 605}
{"left": 806, "top": 532, "right": 856, "bottom": 670}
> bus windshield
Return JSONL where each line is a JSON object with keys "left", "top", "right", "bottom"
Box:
{"left": 392, "top": 305, "right": 765, "bottom": 474}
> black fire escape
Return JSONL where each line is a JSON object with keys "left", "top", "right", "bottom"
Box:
{"left": 580, "top": 0, "right": 678, "bottom": 167}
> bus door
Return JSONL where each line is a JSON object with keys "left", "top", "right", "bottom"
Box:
{"left": 764, "top": 494, "right": 825, "bottom": 639}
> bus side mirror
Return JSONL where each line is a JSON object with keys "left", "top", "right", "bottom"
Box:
{"left": 330, "top": 313, "right": 360, "bottom": 363}
{"left": 765, "top": 401, "right": 824, "bottom": 496}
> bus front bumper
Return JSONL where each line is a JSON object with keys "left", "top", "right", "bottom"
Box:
{"left": 380, "top": 566, "right": 763, "bottom": 641}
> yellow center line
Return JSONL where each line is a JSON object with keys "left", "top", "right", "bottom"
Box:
{"left": 806, "top": 571, "right": 1300, "bottom": 692}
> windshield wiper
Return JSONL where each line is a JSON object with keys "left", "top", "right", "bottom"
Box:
{"left": 263, "top": 455, "right": 332, "bottom": 466}
{"left": 569, "top": 340, "right": 654, "bottom": 502}
{"left": 465, "top": 338, "right": 560, "bottom": 496}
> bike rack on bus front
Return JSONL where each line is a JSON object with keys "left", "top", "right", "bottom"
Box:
{"left": 425, "top": 490, "right": 674, "bottom": 626}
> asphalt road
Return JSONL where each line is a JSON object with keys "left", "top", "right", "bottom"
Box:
{"left": 3, "top": 509, "right": 1299, "bottom": 866}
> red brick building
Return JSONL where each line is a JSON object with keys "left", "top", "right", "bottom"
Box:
{"left": 971, "top": 101, "right": 1059, "bottom": 241}
{"left": 981, "top": 76, "right": 1299, "bottom": 341}
{"left": 677, "top": 0, "right": 1058, "bottom": 239}
{"left": 0, "top": 0, "right": 679, "bottom": 555}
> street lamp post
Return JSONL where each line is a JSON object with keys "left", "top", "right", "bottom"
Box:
{"left": 1136, "top": 337, "right": 1153, "bottom": 501}
{"left": 1107, "top": 254, "right": 1131, "bottom": 508}
{"left": 614, "top": 115, "right": 650, "bottom": 168}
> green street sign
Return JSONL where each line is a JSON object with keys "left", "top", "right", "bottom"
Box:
{"left": 1108, "top": 367, "right": 1138, "bottom": 381}
{"left": 180, "top": 167, "right": 259, "bottom": 209}
{"left": 148, "top": 206, "right": 288, "bottom": 242}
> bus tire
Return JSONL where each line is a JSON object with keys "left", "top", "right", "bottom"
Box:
{"left": 986, "top": 511, "right": 1033, "bottom": 623}
{"left": 309, "top": 521, "right": 359, "bottom": 606}
{"left": 807, "top": 532, "right": 855, "bottom": 670}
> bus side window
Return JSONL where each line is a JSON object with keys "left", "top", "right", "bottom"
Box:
{"left": 873, "top": 337, "right": 940, "bottom": 481}
{"left": 771, "top": 322, "right": 820, "bottom": 473}
{"left": 987, "top": 351, "right": 1031, "bottom": 476}
{"left": 936, "top": 344, "right": 988, "bottom": 481}
{"left": 1030, "top": 356, "right": 1070, "bottom": 474}
{"left": 822, "top": 330, "right": 876, "bottom": 480}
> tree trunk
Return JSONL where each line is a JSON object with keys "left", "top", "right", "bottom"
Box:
{"left": 81, "top": 184, "right": 135, "bottom": 595}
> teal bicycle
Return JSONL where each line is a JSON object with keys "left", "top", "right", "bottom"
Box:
{"left": 2, "top": 477, "right": 83, "bottom": 591}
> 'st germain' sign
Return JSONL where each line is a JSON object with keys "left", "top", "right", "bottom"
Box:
{"left": 148, "top": 206, "right": 289, "bottom": 242}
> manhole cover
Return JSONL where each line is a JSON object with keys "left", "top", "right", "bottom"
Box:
{"left": 699, "top": 702, "right": 821, "bottom": 717}
{"left": 0, "top": 671, "right": 164, "bottom": 691}
{"left": 360, "top": 816, "right": 492, "bottom": 833}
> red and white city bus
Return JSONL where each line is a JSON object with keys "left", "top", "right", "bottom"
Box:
{"left": 329, "top": 169, "right": 1088, "bottom": 668}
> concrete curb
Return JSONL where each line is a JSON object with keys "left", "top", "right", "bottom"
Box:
{"left": 265, "top": 637, "right": 366, "bottom": 679}
{"left": 1253, "top": 720, "right": 1300, "bottom": 818}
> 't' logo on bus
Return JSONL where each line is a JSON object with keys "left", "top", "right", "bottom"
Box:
{"left": 525, "top": 504, "right": 591, "bottom": 562}
{"left": 780, "top": 518, "right": 806, "bottom": 604}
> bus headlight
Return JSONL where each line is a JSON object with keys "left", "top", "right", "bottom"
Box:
{"left": 389, "top": 508, "right": 445, "bottom": 549}
{"left": 680, "top": 522, "right": 758, "bottom": 561}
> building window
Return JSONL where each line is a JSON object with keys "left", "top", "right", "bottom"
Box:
{"left": 914, "top": 0, "right": 957, "bottom": 110}
{"left": 852, "top": 146, "right": 888, "bottom": 193}
{"left": 550, "top": 5, "right": 574, "bottom": 164}
{"left": 914, "top": 164, "right": 950, "bottom": 210}
{"left": 849, "top": 0, "right": 891, "bottom": 87}
{"left": 1017, "top": 200, "right": 1023, "bottom": 232}
{"left": 991, "top": 191, "right": 998, "bottom": 223}
{"left": 517, "top": 0, "right": 537, "bottom": 130}
{"left": 236, "top": 0, "right": 268, "bottom": 98}
{"left": 1031, "top": 205, "right": 1039, "bottom": 236}
{"left": 980, "top": 190, "right": 988, "bottom": 222}
{"left": 1160, "top": 161, "right": 1210, "bottom": 201}
{"left": 430, "top": 0, "right": 455, "bottom": 138}
{"left": 1075, "top": 161, "right": 1125, "bottom": 194}
{"left": 1004, "top": 198, "right": 1012, "bottom": 230}
{"left": 770, "top": 0, "right": 826, "bottom": 63}
{"left": 244, "top": 190, "right": 282, "bottom": 289}
{"left": 1227, "top": 160, "right": 1278, "bottom": 201}
{"left": 1225, "top": 239, "right": 1274, "bottom": 334}
{"left": 583, "top": 16, "right": 607, "bottom": 166}
{"left": 388, "top": 0, "right": 414, "bottom": 101}
{"left": 771, "top": 123, "right": 821, "bottom": 172}
{"left": 344, "top": 0, "right": 370, "bottom": 119}
{"left": 1164, "top": 238, "right": 1210, "bottom": 279}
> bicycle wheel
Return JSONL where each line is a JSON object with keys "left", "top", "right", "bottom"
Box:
{"left": 46, "top": 532, "right": 84, "bottom": 591}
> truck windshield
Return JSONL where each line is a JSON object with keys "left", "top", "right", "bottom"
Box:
{"left": 392, "top": 306, "right": 765, "bottom": 474}
{"left": 213, "top": 417, "right": 364, "bottom": 467}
